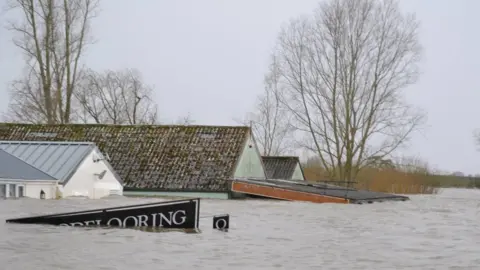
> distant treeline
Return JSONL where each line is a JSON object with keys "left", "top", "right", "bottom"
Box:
{"left": 419, "top": 174, "right": 480, "bottom": 188}
{"left": 302, "top": 164, "right": 480, "bottom": 195}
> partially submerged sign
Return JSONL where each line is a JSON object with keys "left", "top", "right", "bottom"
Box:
{"left": 213, "top": 214, "right": 229, "bottom": 230}
{"left": 6, "top": 198, "right": 200, "bottom": 229}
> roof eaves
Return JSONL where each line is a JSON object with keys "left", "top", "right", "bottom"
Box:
{"left": 249, "top": 131, "right": 268, "bottom": 179}
{"left": 296, "top": 159, "right": 306, "bottom": 181}
{"left": 229, "top": 127, "right": 252, "bottom": 178}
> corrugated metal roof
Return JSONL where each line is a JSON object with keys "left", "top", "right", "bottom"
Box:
{"left": 262, "top": 156, "right": 302, "bottom": 180}
{"left": 0, "top": 149, "right": 57, "bottom": 181}
{"left": 0, "top": 141, "right": 95, "bottom": 183}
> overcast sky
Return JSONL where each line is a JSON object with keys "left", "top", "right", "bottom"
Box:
{"left": 0, "top": 0, "right": 478, "bottom": 174}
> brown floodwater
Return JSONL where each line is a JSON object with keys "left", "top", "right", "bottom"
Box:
{"left": 0, "top": 188, "right": 479, "bottom": 270}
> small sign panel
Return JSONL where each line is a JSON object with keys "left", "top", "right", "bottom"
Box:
{"left": 212, "top": 214, "right": 229, "bottom": 231}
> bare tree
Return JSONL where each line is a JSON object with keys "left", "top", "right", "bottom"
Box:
{"left": 392, "top": 155, "right": 431, "bottom": 174}
{"left": 74, "top": 68, "right": 159, "bottom": 124}
{"left": 473, "top": 129, "right": 480, "bottom": 150}
{"left": 271, "top": 0, "right": 425, "bottom": 182}
{"left": 174, "top": 112, "right": 195, "bottom": 125}
{"left": 242, "top": 55, "right": 294, "bottom": 156}
{"left": 4, "top": 67, "right": 49, "bottom": 123}
{"left": 4, "top": 0, "right": 99, "bottom": 124}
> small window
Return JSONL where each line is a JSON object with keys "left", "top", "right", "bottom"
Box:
{"left": 27, "top": 132, "right": 58, "bottom": 138}
{"left": 0, "top": 184, "right": 6, "bottom": 199}
{"left": 17, "top": 186, "right": 25, "bottom": 197}
{"left": 198, "top": 132, "right": 216, "bottom": 139}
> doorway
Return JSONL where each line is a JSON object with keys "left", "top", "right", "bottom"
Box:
{"left": 0, "top": 184, "right": 5, "bottom": 199}
{"left": 17, "top": 185, "right": 24, "bottom": 197}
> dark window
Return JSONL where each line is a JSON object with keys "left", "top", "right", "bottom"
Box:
{"left": 0, "top": 185, "right": 5, "bottom": 199}
{"left": 18, "top": 186, "right": 24, "bottom": 197}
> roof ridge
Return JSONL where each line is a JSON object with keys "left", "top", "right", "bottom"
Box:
{"left": 0, "top": 140, "right": 95, "bottom": 145}
{"left": 262, "top": 156, "right": 300, "bottom": 159}
{"left": 0, "top": 123, "right": 251, "bottom": 129}
{"left": 0, "top": 149, "right": 58, "bottom": 180}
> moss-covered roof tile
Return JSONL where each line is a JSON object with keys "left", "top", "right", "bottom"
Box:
{"left": 0, "top": 123, "right": 250, "bottom": 192}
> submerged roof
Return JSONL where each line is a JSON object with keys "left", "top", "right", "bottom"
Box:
{"left": 262, "top": 156, "right": 303, "bottom": 180}
{"left": 0, "top": 141, "right": 95, "bottom": 183}
{"left": 0, "top": 149, "right": 57, "bottom": 181}
{"left": 0, "top": 124, "right": 251, "bottom": 191}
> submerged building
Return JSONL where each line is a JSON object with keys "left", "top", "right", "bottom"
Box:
{"left": 0, "top": 124, "right": 268, "bottom": 199}
{"left": 0, "top": 149, "right": 58, "bottom": 199}
{"left": 0, "top": 141, "right": 123, "bottom": 199}
{"left": 0, "top": 124, "right": 412, "bottom": 204}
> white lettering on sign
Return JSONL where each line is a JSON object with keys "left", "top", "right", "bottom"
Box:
{"left": 214, "top": 218, "right": 227, "bottom": 229}
{"left": 106, "top": 218, "right": 122, "bottom": 226}
{"left": 172, "top": 210, "right": 187, "bottom": 225}
{"left": 150, "top": 210, "right": 187, "bottom": 227}
{"left": 138, "top": 215, "right": 148, "bottom": 226}
{"left": 58, "top": 210, "right": 189, "bottom": 227}
{"left": 60, "top": 219, "right": 101, "bottom": 227}
{"left": 85, "top": 220, "right": 102, "bottom": 226}
{"left": 122, "top": 216, "right": 138, "bottom": 227}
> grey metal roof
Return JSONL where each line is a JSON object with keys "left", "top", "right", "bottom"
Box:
{"left": 0, "top": 149, "right": 57, "bottom": 181}
{"left": 0, "top": 141, "right": 95, "bottom": 183}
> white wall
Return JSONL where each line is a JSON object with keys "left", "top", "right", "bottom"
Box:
{"left": 24, "top": 181, "right": 57, "bottom": 199}
{"left": 0, "top": 180, "right": 57, "bottom": 199}
{"left": 62, "top": 149, "right": 123, "bottom": 199}
{"left": 291, "top": 163, "right": 305, "bottom": 181}
{"left": 233, "top": 134, "right": 266, "bottom": 179}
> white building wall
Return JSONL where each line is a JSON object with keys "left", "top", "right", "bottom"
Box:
{"left": 62, "top": 149, "right": 123, "bottom": 199}
{"left": 0, "top": 180, "right": 57, "bottom": 199}
{"left": 24, "top": 182, "right": 57, "bottom": 199}
{"left": 291, "top": 163, "right": 305, "bottom": 181}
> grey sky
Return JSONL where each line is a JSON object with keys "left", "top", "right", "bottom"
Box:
{"left": 0, "top": 0, "right": 479, "bottom": 174}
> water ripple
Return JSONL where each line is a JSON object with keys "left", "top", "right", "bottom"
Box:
{"left": 0, "top": 188, "right": 479, "bottom": 269}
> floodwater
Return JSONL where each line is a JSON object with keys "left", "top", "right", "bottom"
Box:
{"left": 0, "top": 188, "right": 479, "bottom": 270}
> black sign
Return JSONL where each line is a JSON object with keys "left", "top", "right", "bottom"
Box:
{"left": 213, "top": 214, "right": 229, "bottom": 230}
{"left": 6, "top": 198, "right": 200, "bottom": 229}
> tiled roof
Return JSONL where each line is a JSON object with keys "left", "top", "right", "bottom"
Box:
{"left": 0, "top": 141, "right": 95, "bottom": 184}
{"left": 0, "top": 123, "right": 250, "bottom": 191}
{"left": 0, "top": 149, "right": 57, "bottom": 181}
{"left": 262, "top": 156, "right": 303, "bottom": 180}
